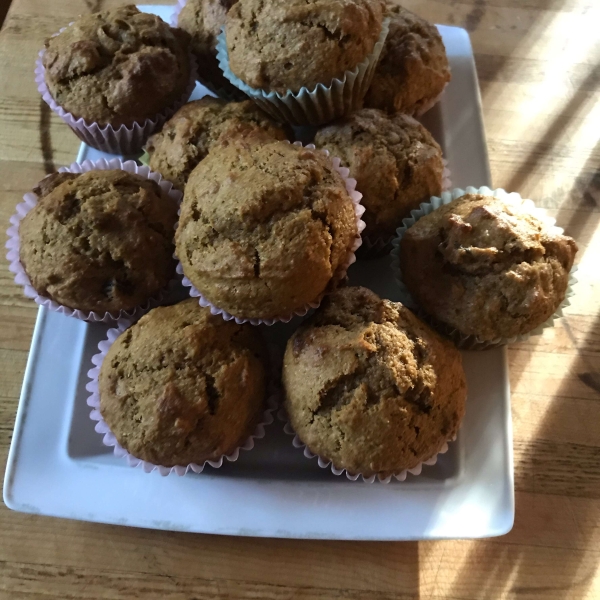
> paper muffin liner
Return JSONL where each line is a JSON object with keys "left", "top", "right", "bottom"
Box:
{"left": 278, "top": 407, "right": 455, "bottom": 484}
{"left": 216, "top": 19, "right": 390, "bottom": 126}
{"left": 390, "top": 186, "right": 578, "bottom": 350}
{"left": 86, "top": 321, "right": 278, "bottom": 476}
{"left": 35, "top": 26, "right": 198, "bottom": 155}
{"left": 360, "top": 158, "right": 452, "bottom": 259}
{"left": 6, "top": 158, "right": 183, "bottom": 323}
{"left": 176, "top": 142, "right": 366, "bottom": 326}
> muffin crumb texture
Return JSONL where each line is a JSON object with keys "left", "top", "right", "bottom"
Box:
{"left": 176, "top": 140, "right": 359, "bottom": 320}
{"left": 99, "top": 299, "right": 268, "bottom": 467}
{"left": 19, "top": 169, "right": 178, "bottom": 314}
{"left": 43, "top": 5, "right": 192, "bottom": 125}
{"left": 283, "top": 286, "right": 467, "bottom": 477}
{"left": 399, "top": 193, "right": 578, "bottom": 340}
{"left": 225, "top": 0, "right": 385, "bottom": 93}
{"left": 146, "top": 97, "right": 288, "bottom": 190}
{"left": 364, "top": 2, "right": 450, "bottom": 114}
{"left": 315, "top": 108, "right": 443, "bottom": 238}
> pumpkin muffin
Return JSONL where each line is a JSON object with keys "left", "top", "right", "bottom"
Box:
{"left": 19, "top": 170, "right": 178, "bottom": 314}
{"left": 399, "top": 193, "right": 579, "bottom": 341}
{"left": 225, "top": 0, "right": 385, "bottom": 93}
{"left": 177, "top": 0, "right": 240, "bottom": 94}
{"left": 99, "top": 299, "right": 268, "bottom": 467}
{"left": 175, "top": 139, "right": 360, "bottom": 320}
{"left": 315, "top": 109, "right": 444, "bottom": 240}
{"left": 364, "top": 2, "right": 450, "bottom": 115}
{"left": 42, "top": 5, "right": 192, "bottom": 126}
{"left": 283, "top": 286, "right": 467, "bottom": 478}
{"left": 146, "top": 97, "right": 289, "bottom": 190}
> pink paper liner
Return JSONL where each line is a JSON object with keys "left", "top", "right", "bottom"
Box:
{"left": 360, "top": 158, "right": 452, "bottom": 257}
{"left": 278, "top": 408, "right": 456, "bottom": 484}
{"left": 85, "top": 321, "right": 279, "bottom": 476}
{"left": 177, "top": 141, "right": 366, "bottom": 325}
{"left": 35, "top": 25, "right": 197, "bottom": 155}
{"left": 6, "top": 158, "right": 183, "bottom": 323}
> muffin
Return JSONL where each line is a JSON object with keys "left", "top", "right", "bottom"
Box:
{"left": 177, "top": 0, "right": 240, "bottom": 95}
{"left": 19, "top": 169, "right": 178, "bottom": 314}
{"left": 225, "top": 0, "right": 385, "bottom": 93}
{"left": 99, "top": 299, "right": 268, "bottom": 467}
{"left": 315, "top": 109, "right": 444, "bottom": 241}
{"left": 42, "top": 5, "right": 192, "bottom": 127}
{"left": 364, "top": 2, "right": 451, "bottom": 115}
{"left": 146, "top": 97, "right": 289, "bottom": 190}
{"left": 175, "top": 139, "right": 360, "bottom": 321}
{"left": 283, "top": 286, "right": 467, "bottom": 478}
{"left": 399, "top": 193, "right": 579, "bottom": 341}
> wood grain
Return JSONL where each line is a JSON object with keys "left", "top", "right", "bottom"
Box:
{"left": 0, "top": 0, "right": 599, "bottom": 599}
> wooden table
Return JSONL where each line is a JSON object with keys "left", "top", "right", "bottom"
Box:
{"left": 1, "top": 1, "right": 599, "bottom": 598}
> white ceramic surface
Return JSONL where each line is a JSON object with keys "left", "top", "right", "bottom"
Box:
{"left": 2, "top": 6, "right": 514, "bottom": 540}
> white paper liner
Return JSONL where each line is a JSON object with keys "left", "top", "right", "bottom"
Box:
{"left": 216, "top": 19, "right": 390, "bottom": 126}
{"left": 390, "top": 186, "right": 578, "bottom": 350}
{"left": 177, "top": 142, "right": 366, "bottom": 325}
{"left": 35, "top": 25, "right": 197, "bottom": 155}
{"left": 278, "top": 408, "right": 454, "bottom": 484}
{"left": 86, "top": 321, "right": 278, "bottom": 476}
{"left": 360, "top": 158, "right": 452, "bottom": 257}
{"left": 6, "top": 158, "right": 183, "bottom": 323}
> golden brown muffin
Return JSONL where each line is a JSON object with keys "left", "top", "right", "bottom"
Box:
{"left": 315, "top": 109, "right": 443, "bottom": 239}
{"left": 177, "top": 0, "right": 240, "bottom": 94}
{"left": 364, "top": 2, "right": 450, "bottom": 115}
{"left": 225, "top": 0, "right": 385, "bottom": 93}
{"left": 399, "top": 193, "right": 578, "bottom": 341}
{"left": 19, "top": 170, "right": 178, "bottom": 314}
{"left": 283, "top": 286, "right": 467, "bottom": 478}
{"left": 175, "top": 139, "right": 359, "bottom": 320}
{"left": 43, "top": 5, "right": 192, "bottom": 126}
{"left": 146, "top": 97, "right": 289, "bottom": 190}
{"left": 99, "top": 299, "right": 268, "bottom": 467}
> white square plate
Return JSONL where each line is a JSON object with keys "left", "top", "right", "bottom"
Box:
{"left": 3, "top": 6, "right": 514, "bottom": 540}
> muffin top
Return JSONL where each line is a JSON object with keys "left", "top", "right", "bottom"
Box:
{"left": 225, "top": 0, "right": 385, "bottom": 93}
{"left": 19, "top": 169, "right": 178, "bottom": 314}
{"left": 43, "top": 5, "right": 192, "bottom": 126}
{"left": 146, "top": 97, "right": 289, "bottom": 190}
{"left": 283, "top": 286, "right": 467, "bottom": 477}
{"left": 175, "top": 139, "right": 359, "bottom": 320}
{"left": 99, "top": 299, "right": 268, "bottom": 467}
{"left": 315, "top": 109, "right": 443, "bottom": 238}
{"left": 399, "top": 193, "right": 579, "bottom": 341}
{"left": 177, "top": 0, "right": 240, "bottom": 92}
{"left": 364, "top": 2, "right": 450, "bottom": 114}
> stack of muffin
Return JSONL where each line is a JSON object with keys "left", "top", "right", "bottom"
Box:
{"left": 8, "top": 1, "right": 578, "bottom": 480}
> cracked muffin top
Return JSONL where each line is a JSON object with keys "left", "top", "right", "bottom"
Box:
{"left": 175, "top": 139, "right": 359, "bottom": 320}
{"left": 225, "top": 0, "right": 385, "bottom": 93}
{"left": 99, "top": 299, "right": 268, "bottom": 467}
{"left": 42, "top": 5, "right": 192, "bottom": 126}
{"left": 19, "top": 169, "right": 178, "bottom": 314}
{"left": 146, "top": 97, "right": 289, "bottom": 190}
{"left": 364, "top": 2, "right": 450, "bottom": 114}
{"left": 177, "top": 0, "right": 240, "bottom": 93}
{"left": 399, "top": 193, "right": 578, "bottom": 341}
{"left": 283, "top": 286, "right": 467, "bottom": 477}
{"left": 315, "top": 109, "right": 444, "bottom": 239}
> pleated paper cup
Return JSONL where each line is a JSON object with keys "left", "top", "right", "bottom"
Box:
{"left": 6, "top": 158, "right": 182, "bottom": 323}
{"left": 35, "top": 26, "right": 197, "bottom": 155}
{"left": 86, "top": 321, "right": 278, "bottom": 477}
{"left": 359, "top": 158, "right": 452, "bottom": 259}
{"left": 216, "top": 19, "right": 390, "bottom": 126}
{"left": 278, "top": 408, "right": 455, "bottom": 484}
{"left": 390, "top": 186, "right": 578, "bottom": 350}
{"left": 177, "top": 142, "right": 366, "bottom": 326}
